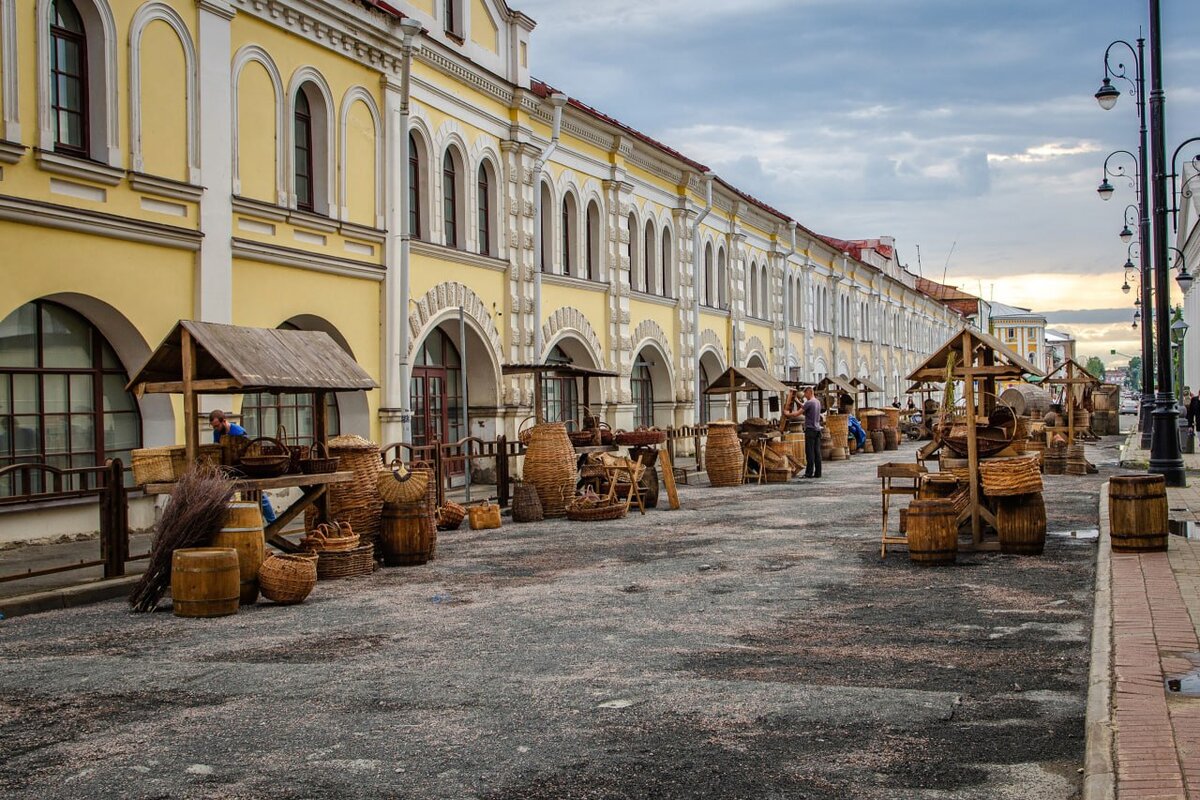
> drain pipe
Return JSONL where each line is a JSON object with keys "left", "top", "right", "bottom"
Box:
{"left": 532, "top": 92, "right": 568, "bottom": 360}
{"left": 691, "top": 172, "right": 715, "bottom": 421}
{"left": 396, "top": 17, "right": 422, "bottom": 445}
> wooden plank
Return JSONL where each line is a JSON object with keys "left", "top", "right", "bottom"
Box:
{"left": 659, "top": 447, "right": 680, "bottom": 510}
{"left": 264, "top": 484, "right": 328, "bottom": 552}
{"left": 961, "top": 331, "right": 982, "bottom": 546}
{"left": 137, "top": 378, "right": 242, "bottom": 395}
{"left": 182, "top": 327, "right": 197, "bottom": 465}
{"left": 143, "top": 470, "right": 354, "bottom": 495}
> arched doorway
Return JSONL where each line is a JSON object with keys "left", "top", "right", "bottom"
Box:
{"left": 698, "top": 348, "right": 727, "bottom": 423}
{"left": 745, "top": 354, "right": 767, "bottom": 418}
{"left": 541, "top": 344, "right": 579, "bottom": 423}
{"left": 0, "top": 300, "right": 142, "bottom": 493}
{"left": 632, "top": 344, "right": 672, "bottom": 428}
{"left": 411, "top": 327, "right": 463, "bottom": 449}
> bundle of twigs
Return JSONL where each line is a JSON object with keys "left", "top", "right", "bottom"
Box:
{"left": 129, "top": 465, "right": 235, "bottom": 612}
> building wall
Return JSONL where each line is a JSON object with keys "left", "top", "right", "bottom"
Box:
{"left": 0, "top": 0, "right": 963, "bottom": 480}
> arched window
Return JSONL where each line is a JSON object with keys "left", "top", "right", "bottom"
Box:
{"left": 561, "top": 194, "right": 578, "bottom": 275}
{"left": 539, "top": 181, "right": 552, "bottom": 272}
{"left": 759, "top": 264, "right": 769, "bottom": 319}
{"left": 661, "top": 228, "right": 674, "bottom": 297}
{"left": 293, "top": 90, "right": 314, "bottom": 211}
{"left": 643, "top": 220, "right": 657, "bottom": 294}
{"left": 632, "top": 357, "right": 654, "bottom": 428}
{"left": 0, "top": 301, "right": 142, "bottom": 495}
{"left": 442, "top": 150, "right": 458, "bottom": 248}
{"left": 717, "top": 248, "right": 728, "bottom": 310}
{"left": 541, "top": 345, "right": 579, "bottom": 424}
{"left": 585, "top": 200, "right": 600, "bottom": 281}
{"left": 703, "top": 243, "right": 714, "bottom": 307}
{"left": 627, "top": 213, "right": 639, "bottom": 290}
{"left": 699, "top": 360, "right": 712, "bottom": 424}
{"left": 477, "top": 163, "right": 493, "bottom": 256}
{"left": 241, "top": 323, "right": 341, "bottom": 448}
{"left": 408, "top": 133, "right": 422, "bottom": 239}
{"left": 749, "top": 261, "right": 759, "bottom": 317}
{"left": 50, "top": 0, "right": 88, "bottom": 156}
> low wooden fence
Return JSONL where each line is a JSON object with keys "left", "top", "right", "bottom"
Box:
{"left": 381, "top": 435, "right": 525, "bottom": 508}
{"left": 0, "top": 459, "right": 136, "bottom": 585}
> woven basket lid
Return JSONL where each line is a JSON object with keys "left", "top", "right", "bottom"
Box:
{"left": 327, "top": 433, "right": 378, "bottom": 450}
{"left": 708, "top": 419, "right": 737, "bottom": 428}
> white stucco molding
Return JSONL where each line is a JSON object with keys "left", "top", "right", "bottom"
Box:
{"left": 1, "top": 0, "right": 19, "bottom": 142}
{"left": 337, "top": 85, "right": 383, "bottom": 228}
{"left": 409, "top": 281, "right": 504, "bottom": 366}
{"left": 231, "top": 44, "right": 286, "bottom": 204}
{"left": 542, "top": 306, "right": 605, "bottom": 368}
{"left": 129, "top": 3, "right": 199, "bottom": 183}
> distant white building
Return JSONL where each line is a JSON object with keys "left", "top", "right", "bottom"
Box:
{"left": 1180, "top": 160, "right": 1200, "bottom": 393}
{"left": 1046, "top": 329, "right": 1076, "bottom": 371}
{"left": 989, "top": 302, "right": 1048, "bottom": 371}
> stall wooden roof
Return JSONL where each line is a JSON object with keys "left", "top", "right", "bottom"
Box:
{"left": 703, "top": 366, "right": 790, "bottom": 395}
{"left": 851, "top": 376, "right": 884, "bottom": 393}
{"left": 501, "top": 362, "right": 618, "bottom": 378}
{"left": 815, "top": 375, "right": 856, "bottom": 394}
{"left": 1043, "top": 357, "right": 1102, "bottom": 386}
{"left": 127, "top": 320, "right": 378, "bottom": 395}
{"left": 906, "top": 328, "right": 1044, "bottom": 383}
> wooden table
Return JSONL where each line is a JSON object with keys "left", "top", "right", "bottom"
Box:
{"left": 144, "top": 470, "right": 354, "bottom": 553}
{"left": 878, "top": 462, "right": 927, "bottom": 558}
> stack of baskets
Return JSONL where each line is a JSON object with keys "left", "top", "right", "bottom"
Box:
{"left": 378, "top": 462, "right": 437, "bottom": 565}
{"left": 979, "top": 455, "right": 1046, "bottom": 555}
{"left": 705, "top": 420, "right": 743, "bottom": 486}
{"left": 825, "top": 414, "right": 849, "bottom": 461}
{"left": 523, "top": 422, "right": 577, "bottom": 518}
{"left": 613, "top": 427, "right": 667, "bottom": 447}
{"left": 301, "top": 522, "right": 376, "bottom": 580}
{"left": 309, "top": 434, "right": 384, "bottom": 547}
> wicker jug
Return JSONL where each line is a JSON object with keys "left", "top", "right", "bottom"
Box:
{"left": 522, "top": 422, "right": 576, "bottom": 517}
{"left": 706, "top": 420, "right": 743, "bottom": 487}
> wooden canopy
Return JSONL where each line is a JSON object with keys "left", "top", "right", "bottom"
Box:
{"left": 815, "top": 375, "right": 856, "bottom": 394}
{"left": 127, "top": 320, "right": 377, "bottom": 395}
{"left": 907, "top": 328, "right": 1044, "bottom": 383}
{"left": 703, "top": 366, "right": 789, "bottom": 396}
{"left": 1043, "top": 357, "right": 1101, "bottom": 386}
{"left": 851, "top": 376, "right": 884, "bottom": 394}
{"left": 503, "top": 361, "right": 617, "bottom": 425}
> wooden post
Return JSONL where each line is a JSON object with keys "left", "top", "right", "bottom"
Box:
{"left": 534, "top": 374, "right": 544, "bottom": 424}
{"left": 497, "top": 434, "right": 510, "bottom": 508}
{"left": 730, "top": 372, "right": 739, "bottom": 423}
{"left": 100, "top": 458, "right": 128, "bottom": 579}
{"left": 181, "top": 327, "right": 197, "bottom": 464}
{"left": 961, "top": 332, "right": 982, "bottom": 546}
{"left": 313, "top": 390, "right": 330, "bottom": 524}
{"left": 1067, "top": 362, "right": 1076, "bottom": 442}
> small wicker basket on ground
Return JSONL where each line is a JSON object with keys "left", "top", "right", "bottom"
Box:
{"left": 511, "top": 481, "right": 544, "bottom": 523}
{"left": 436, "top": 500, "right": 467, "bottom": 531}
{"left": 316, "top": 544, "right": 376, "bottom": 580}
{"left": 258, "top": 553, "right": 318, "bottom": 604}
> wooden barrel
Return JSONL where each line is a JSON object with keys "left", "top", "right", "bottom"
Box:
{"left": 706, "top": 421, "right": 744, "bottom": 487}
{"left": 883, "top": 428, "right": 900, "bottom": 451}
{"left": 996, "top": 493, "right": 1047, "bottom": 555}
{"left": 380, "top": 501, "right": 434, "bottom": 566}
{"left": 212, "top": 503, "right": 265, "bottom": 605}
{"left": 171, "top": 548, "right": 240, "bottom": 618}
{"left": 906, "top": 499, "right": 957, "bottom": 566}
{"left": 820, "top": 427, "right": 833, "bottom": 460}
{"left": 865, "top": 411, "right": 886, "bottom": 432}
{"left": 828, "top": 447, "right": 848, "bottom": 461}
{"left": 870, "top": 430, "right": 885, "bottom": 453}
{"left": 1109, "top": 475, "right": 1168, "bottom": 552}
{"left": 782, "top": 431, "right": 806, "bottom": 469}
{"left": 861, "top": 435, "right": 874, "bottom": 453}
{"left": 999, "top": 384, "right": 1052, "bottom": 417}
{"left": 1066, "top": 443, "right": 1088, "bottom": 475}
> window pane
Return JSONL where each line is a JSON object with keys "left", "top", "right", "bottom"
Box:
{"left": 0, "top": 304, "right": 37, "bottom": 367}
{"left": 71, "top": 373, "right": 95, "bottom": 411}
{"left": 41, "top": 305, "right": 92, "bottom": 367}
{"left": 0, "top": 376, "right": 9, "bottom": 415}
{"left": 101, "top": 374, "right": 133, "bottom": 411}
{"left": 44, "top": 415, "right": 68, "bottom": 454}
{"left": 43, "top": 373, "right": 68, "bottom": 413}
{"left": 105, "top": 412, "right": 140, "bottom": 451}
{"left": 12, "top": 374, "right": 38, "bottom": 414}
{"left": 71, "top": 413, "right": 95, "bottom": 451}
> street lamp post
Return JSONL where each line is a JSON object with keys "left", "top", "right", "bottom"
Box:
{"left": 1096, "top": 35, "right": 1155, "bottom": 450}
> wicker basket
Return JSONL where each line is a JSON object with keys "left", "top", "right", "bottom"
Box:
{"left": 522, "top": 422, "right": 576, "bottom": 518}
{"left": 258, "top": 553, "right": 318, "bottom": 604}
{"left": 613, "top": 427, "right": 667, "bottom": 447}
{"left": 517, "top": 416, "right": 537, "bottom": 446}
{"left": 300, "top": 441, "right": 339, "bottom": 475}
{"left": 565, "top": 490, "right": 628, "bottom": 522}
{"left": 301, "top": 521, "right": 361, "bottom": 553}
{"left": 511, "top": 481, "right": 544, "bottom": 523}
{"left": 131, "top": 447, "right": 177, "bottom": 484}
{"left": 378, "top": 461, "right": 430, "bottom": 504}
{"left": 979, "top": 455, "right": 1043, "bottom": 497}
{"left": 237, "top": 437, "right": 291, "bottom": 479}
{"left": 315, "top": 544, "right": 376, "bottom": 580}
{"left": 706, "top": 421, "right": 743, "bottom": 487}
{"left": 436, "top": 500, "right": 466, "bottom": 531}
{"left": 883, "top": 407, "right": 900, "bottom": 430}
{"left": 825, "top": 413, "right": 850, "bottom": 443}
{"left": 308, "top": 434, "right": 384, "bottom": 544}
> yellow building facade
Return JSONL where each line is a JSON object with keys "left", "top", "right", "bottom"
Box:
{"left": 0, "top": 0, "right": 961, "bottom": 506}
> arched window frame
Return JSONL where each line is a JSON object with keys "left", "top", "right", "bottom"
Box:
{"left": 717, "top": 247, "right": 728, "bottom": 310}
{"left": 643, "top": 219, "right": 657, "bottom": 295}
{"left": 660, "top": 227, "right": 673, "bottom": 298}
{"left": 561, "top": 191, "right": 579, "bottom": 276}
{"left": 407, "top": 129, "right": 431, "bottom": 240}
{"left": 441, "top": 147, "right": 463, "bottom": 249}
{"left": 538, "top": 180, "right": 553, "bottom": 273}
{"left": 748, "top": 260, "right": 759, "bottom": 318}
{"left": 585, "top": 199, "right": 601, "bottom": 281}
{"left": 703, "top": 242, "right": 714, "bottom": 307}
{"left": 476, "top": 160, "right": 496, "bottom": 257}
{"left": 286, "top": 72, "right": 334, "bottom": 216}
{"left": 759, "top": 263, "right": 769, "bottom": 319}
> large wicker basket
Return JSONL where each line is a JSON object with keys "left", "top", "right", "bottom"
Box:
{"left": 825, "top": 413, "right": 850, "bottom": 444}
{"left": 258, "top": 553, "right": 318, "bottom": 605}
{"left": 308, "top": 434, "right": 384, "bottom": 544}
{"left": 979, "top": 455, "right": 1043, "bottom": 497}
{"left": 706, "top": 421, "right": 743, "bottom": 487}
{"left": 522, "top": 422, "right": 576, "bottom": 518}
{"left": 316, "top": 544, "right": 376, "bottom": 580}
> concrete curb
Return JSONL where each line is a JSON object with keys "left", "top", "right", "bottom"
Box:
{"left": 0, "top": 575, "right": 139, "bottom": 620}
{"left": 1082, "top": 481, "right": 1115, "bottom": 800}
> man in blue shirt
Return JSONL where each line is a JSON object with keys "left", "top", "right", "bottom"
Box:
{"left": 210, "top": 409, "right": 276, "bottom": 524}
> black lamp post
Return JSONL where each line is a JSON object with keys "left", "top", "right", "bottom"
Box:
{"left": 1096, "top": 34, "right": 1155, "bottom": 450}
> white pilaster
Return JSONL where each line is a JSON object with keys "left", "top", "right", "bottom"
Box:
{"left": 196, "top": 0, "right": 235, "bottom": 323}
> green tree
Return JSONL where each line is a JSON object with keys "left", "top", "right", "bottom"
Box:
{"left": 1127, "top": 356, "right": 1141, "bottom": 391}
{"left": 1085, "top": 356, "right": 1106, "bottom": 380}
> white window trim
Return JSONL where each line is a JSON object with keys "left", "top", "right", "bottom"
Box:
{"left": 36, "top": 0, "right": 121, "bottom": 166}
{"left": 285, "top": 66, "right": 336, "bottom": 216}
{"left": 1, "top": 0, "right": 19, "bottom": 142}
{"left": 128, "top": 3, "right": 199, "bottom": 183}
{"left": 231, "top": 45, "right": 286, "bottom": 205}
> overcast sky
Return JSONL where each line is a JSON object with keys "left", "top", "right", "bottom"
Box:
{"left": 514, "top": 0, "right": 1200, "bottom": 363}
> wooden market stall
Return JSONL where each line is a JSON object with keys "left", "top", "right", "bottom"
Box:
{"left": 703, "top": 366, "right": 790, "bottom": 423}
{"left": 814, "top": 375, "right": 856, "bottom": 414}
{"left": 907, "top": 328, "right": 1044, "bottom": 549}
{"left": 126, "top": 321, "right": 378, "bottom": 552}
{"left": 1042, "top": 357, "right": 1102, "bottom": 442}
{"left": 851, "top": 376, "right": 884, "bottom": 410}
{"left": 501, "top": 362, "right": 618, "bottom": 425}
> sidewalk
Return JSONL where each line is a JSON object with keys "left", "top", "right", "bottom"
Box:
{"left": 1092, "top": 476, "right": 1200, "bottom": 799}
